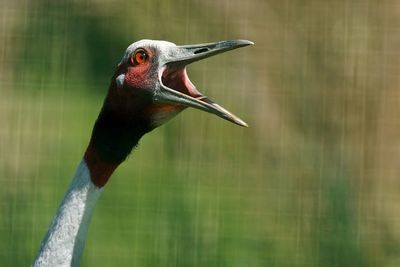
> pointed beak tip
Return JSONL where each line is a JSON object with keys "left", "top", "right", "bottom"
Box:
{"left": 235, "top": 40, "right": 255, "bottom": 47}
{"left": 244, "top": 40, "right": 255, "bottom": 45}
{"left": 236, "top": 120, "right": 249, "bottom": 128}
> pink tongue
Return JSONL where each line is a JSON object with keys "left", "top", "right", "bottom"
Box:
{"left": 162, "top": 68, "right": 203, "bottom": 98}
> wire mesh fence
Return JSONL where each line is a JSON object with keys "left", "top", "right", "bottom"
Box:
{"left": 1, "top": 0, "right": 400, "bottom": 266}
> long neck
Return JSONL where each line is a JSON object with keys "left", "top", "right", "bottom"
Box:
{"left": 33, "top": 87, "right": 152, "bottom": 266}
{"left": 33, "top": 160, "right": 103, "bottom": 267}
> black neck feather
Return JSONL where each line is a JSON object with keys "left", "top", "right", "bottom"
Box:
{"left": 88, "top": 103, "right": 152, "bottom": 164}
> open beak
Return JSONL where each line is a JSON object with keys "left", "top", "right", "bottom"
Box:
{"left": 155, "top": 40, "right": 254, "bottom": 127}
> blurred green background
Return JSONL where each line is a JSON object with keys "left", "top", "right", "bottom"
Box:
{"left": 1, "top": 0, "right": 400, "bottom": 266}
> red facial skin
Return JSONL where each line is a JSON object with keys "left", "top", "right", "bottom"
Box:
{"left": 108, "top": 48, "right": 186, "bottom": 120}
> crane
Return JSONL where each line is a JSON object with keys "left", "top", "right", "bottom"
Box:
{"left": 32, "top": 39, "right": 253, "bottom": 267}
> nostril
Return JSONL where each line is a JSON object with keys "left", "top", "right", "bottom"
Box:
{"left": 194, "top": 48, "right": 209, "bottom": 54}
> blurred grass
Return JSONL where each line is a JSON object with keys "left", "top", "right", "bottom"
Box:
{"left": 1, "top": 0, "right": 400, "bottom": 266}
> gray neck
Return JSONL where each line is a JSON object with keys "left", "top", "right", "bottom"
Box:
{"left": 33, "top": 160, "right": 103, "bottom": 267}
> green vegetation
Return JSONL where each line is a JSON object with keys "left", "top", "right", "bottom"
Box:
{"left": 1, "top": 0, "right": 399, "bottom": 266}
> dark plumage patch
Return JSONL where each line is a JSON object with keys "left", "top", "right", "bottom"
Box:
{"left": 89, "top": 102, "right": 152, "bottom": 164}
{"left": 84, "top": 100, "right": 154, "bottom": 187}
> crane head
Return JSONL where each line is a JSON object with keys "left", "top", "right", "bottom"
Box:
{"left": 109, "top": 39, "right": 253, "bottom": 129}
{"left": 86, "top": 39, "right": 253, "bottom": 186}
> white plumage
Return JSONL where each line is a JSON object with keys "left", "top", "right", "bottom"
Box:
{"left": 33, "top": 161, "right": 102, "bottom": 267}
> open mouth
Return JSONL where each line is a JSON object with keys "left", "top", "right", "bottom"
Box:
{"left": 154, "top": 40, "right": 253, "bottom": 127}
{"left": 161, "top": 66, "right": 205, "bottom": 102}
{"left": 158, "top": 63, "right": 248, "bottom": 127}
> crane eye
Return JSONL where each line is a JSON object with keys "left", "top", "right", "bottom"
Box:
{"left": 132, "top": 49, "right": 148, "bottom": 65}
